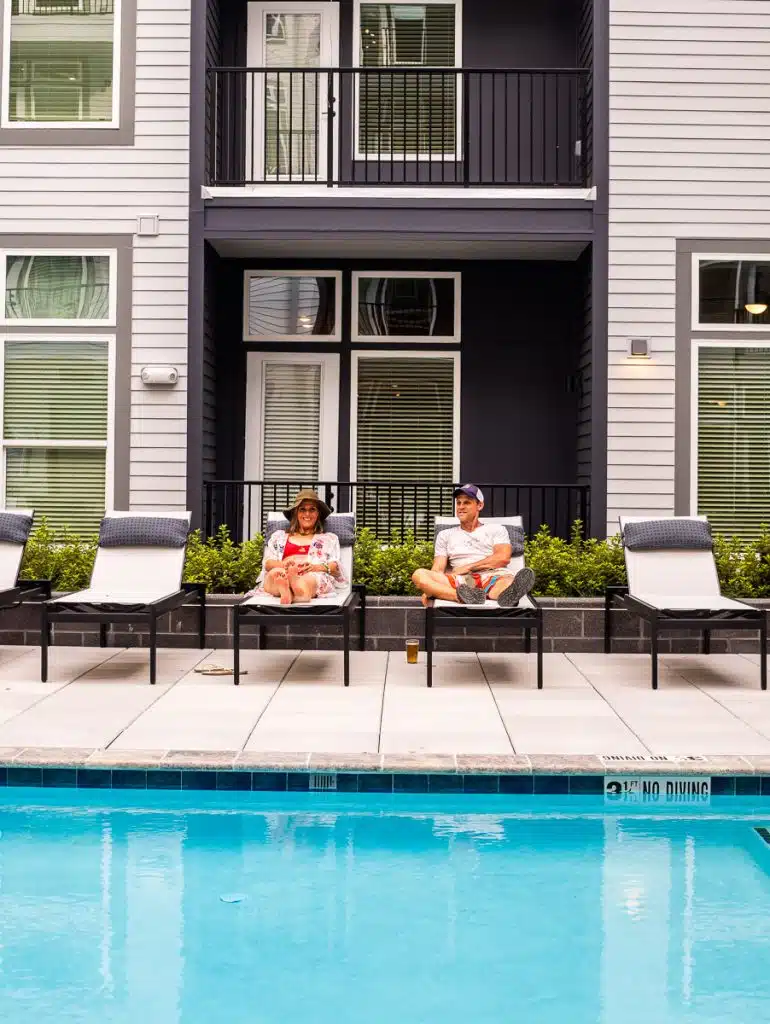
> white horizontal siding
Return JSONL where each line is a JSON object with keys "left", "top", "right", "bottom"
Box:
{"left": 607, "top": 0, "right": 770, "bottom": 532}
{"left": 0, "top": 0, "right": 191, "bottom": 512}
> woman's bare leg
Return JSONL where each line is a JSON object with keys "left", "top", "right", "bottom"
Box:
{"left": 264, "top": 568, "right": 292, "bottom": 605}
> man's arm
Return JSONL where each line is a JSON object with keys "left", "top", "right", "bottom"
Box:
{"left": 431, "top": 554, "right": 449, "bottom": 573}
{"left": 455, "top": 543, "right": 513, "bottom": 573}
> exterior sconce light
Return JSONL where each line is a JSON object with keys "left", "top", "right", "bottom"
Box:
{"left": 628, "top": 338, "right": 650, "bottom": 359}
{"left": 745, "top": 303, "right": 768, "bottom": 316}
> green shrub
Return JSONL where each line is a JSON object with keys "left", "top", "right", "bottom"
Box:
{"left": 352, "top": 528, "right": 434, "bottom": 595}
{"left": 183, "top": 527, "right": 264, "bottom": 593}
{"left": 16, "top": 517, "right": 770, "bottom": 599}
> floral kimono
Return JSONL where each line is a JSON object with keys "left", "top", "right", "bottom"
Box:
{"left": 250, "top": 530, "right": 346, "bottom": 597}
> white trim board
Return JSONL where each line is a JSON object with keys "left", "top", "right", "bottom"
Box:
{"left": 349, "top": 348, "right": 461, "bottom": 482}
{"left": 1, "top": 0, "right": 122, "bottom": 129}
{"left": 242, "top": 268, "right": 342, "bottom": 342}
{"left": 203, "top": 186, "right": 597, "bottom": 201}
{"left": 351, "top": 269, "right": 460, "bottom": 343}
{"left": 691, "top": 252, "right": 770, "bottom": 333}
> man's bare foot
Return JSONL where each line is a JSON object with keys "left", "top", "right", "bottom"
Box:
{"left": 421, "top": 593, "right": 432, "bottom": 608}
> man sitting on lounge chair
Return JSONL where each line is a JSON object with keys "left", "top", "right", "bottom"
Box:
{"left": 411, "top": 484, "right": 535, "bottom": 607}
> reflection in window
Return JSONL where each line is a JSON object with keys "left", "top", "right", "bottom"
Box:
{"left": 245, "top": 274, "right": 338, "bottom": 339}
{"left": 8, "top": 1, "right": 116, "bottom": 123}
{"left": 5, "top": 254, "right": 110, "bottom": 319}
{"left": 357, "top": 275, "right": 457, "bottom": 338}
{"left": 699, "top": 259, "right": 770, "bottom": 326}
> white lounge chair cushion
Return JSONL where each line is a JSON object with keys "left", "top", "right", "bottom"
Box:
{"left": 242, "top": 586, "right": 352, "bottom": 609}
{"left": 620, "top": 516, "right": 723, "bottom": 601}
{"left": 50, "top": 588, "right": 182, "bottom": 606}
{"left": 633, "top": 593, "right": 753, "bottom": 613}
{"left": 434, "top": 593, "right": 535, "bottom": 612}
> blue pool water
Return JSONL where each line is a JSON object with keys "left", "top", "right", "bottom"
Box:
{"left": 2, "top": 791, "right": 770, "bottom": 1023}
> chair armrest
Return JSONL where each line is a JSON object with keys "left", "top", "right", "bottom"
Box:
{"left": 183, "top": 582, "right": 206, "bottom": 600}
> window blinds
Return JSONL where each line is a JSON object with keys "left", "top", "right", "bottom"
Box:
{"left": 697, "top": 346, "right": 770, "bottom": 539}
{"left": 5, "top": 447, "right": 106, "bottom": 535}
{"left": 261, "top": 361, "right": 322, "bottom": 480}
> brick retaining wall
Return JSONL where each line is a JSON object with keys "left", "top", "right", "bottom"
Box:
{"left": 1, "top": 595, "right": 767, "bottom": 655}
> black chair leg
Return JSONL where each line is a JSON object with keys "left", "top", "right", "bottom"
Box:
{"left": 426, "top": 606, "right": 433, "bottom": 688}
{"left": 41, "top": 604, "right": 49, "bottom": 683}
{"left": 703, "top": 629, "right": 711, "bottom": 655}
{"left": 343, "top": 610, "right": 350, "bottom": 687}
{"left": 359, "top": 590, "right": 366, "bottom": 650}
{"left": 650, "top": 620, "right": 659, "bottom": 691}
{"left": 604, "top": 588, "right": 612, "bottom": 653}
{"left": 149, "top": 613, "right": 157, "bottom": 685}
{"left": 761, "top": 619, "right": 767, "bottom": 691}
{"left": 536, "top": 613, "right": 544, "bottom": 690}
{"left": 258, "top": 624, "right": 266, "bottom": 651}
{"left": 524, "top": 628, "right": 531, "bottom": 654}
{"left": 199, "top": 588, "right": 206, "bottom": 649}
{"left": 234, "top": 609, "right": 241, "bottom": 686}
{"left": 99, "top": 623, "right": 108, "bottom": 648}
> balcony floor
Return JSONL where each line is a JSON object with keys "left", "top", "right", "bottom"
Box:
{"left": 0, "top": 647, "right": 767, "bottom": 771}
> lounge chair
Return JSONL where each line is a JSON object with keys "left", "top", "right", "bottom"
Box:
{"left": 0, "top": 509, "right": 50, "bottom": 608}
{"left": 42, "top": 511, "right": 205, "bottom": 685}
{"left": 424, "top": 515, "right": 543, "bottom": 689}
{"left": 604, "top": 515, "right": 767, "bottom": 690}
{"left": 233, "top": 512, "right": 366, "bottom": 686}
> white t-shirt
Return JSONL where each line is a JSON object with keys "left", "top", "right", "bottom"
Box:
{"left": 435, "top": 522, "right": 514, "bottom": 575}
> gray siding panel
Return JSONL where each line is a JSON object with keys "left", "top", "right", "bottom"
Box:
{"left": 607, "top": 0, "right": 770, "bottom": 533}
{"left": 0, "top": 0, "right": 191, "bottom": 511}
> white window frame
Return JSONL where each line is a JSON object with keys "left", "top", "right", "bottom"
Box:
{"left": 691, "top": 252, "right": 770, "bottom": 332}
{"left": 1, "top": 0, "right": 122, "bottom": 129}
{"left": 0, "top": 248, "right": 117, "bottom": 327}
{"left": 352, "top": 0, "right": 463, "bottom": 162}
{"left": 351, "top": 269, "right": 461, "bottom": 343}
{"left": 0, "top": 331, "right": 116, "bottom": 515}
{"left": 350, "top": 349, "right": 460, "bottom": 481}
{"left": 242, "top": 269, "right": 343, "bottom": 342}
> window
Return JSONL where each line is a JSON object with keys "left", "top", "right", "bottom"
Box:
{"left": 355, "top": 0, "right": 461, "bottom": 159}
{"left": 243, "top": 271, "right": 342, "bottom": 341}
{"left": 1, "top": 335, "right": 113, "bottom": 534}
{"left": 4, "top": 0, "right": 119, "bottom": 127}
{"left": 3, "top": 252, "right": 114, "bottom": 324}
{"left": 352, "top": 271, "right": 460, "bottom": 342}
{"left": 244, "top": 352, "right": 340, "bottom": 531}
{"left": 694, "top": 255, "right": 770, "bottom": 330}
{"left": 694, "top": 343, "right": 770, "bottom": 540}
{"left": 352, "top": 352, "right": 458, "bottom": 530}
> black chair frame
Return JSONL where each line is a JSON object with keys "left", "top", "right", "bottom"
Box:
{"left": 605, "top": 584, "right": 767, "bottom": 690}
{"left": 233, "top": 585, "right": 366, "bottom": 686}
{"left": 41, "top": 582, "right": 206, "bottom": 685}
{"left": 425, "top": 598, "right": 544, "bottom": 688}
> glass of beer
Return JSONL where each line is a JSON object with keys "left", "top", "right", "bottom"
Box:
{"left": 406, "top": 639, "right": 419, "bottom": 664}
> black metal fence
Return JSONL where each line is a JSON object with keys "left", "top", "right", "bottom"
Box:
{"left": 12, "top": 0, "right": 113, "bottom": 12}
{"left": 203, "top": 481, "right": 590, "bottom": 544}
{"left": 207, "top": 67, "right": 589, "bottom": 188}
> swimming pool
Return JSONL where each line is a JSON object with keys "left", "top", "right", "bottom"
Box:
{"left": 1, "top": 790, "right": 769, "bottom": 1024}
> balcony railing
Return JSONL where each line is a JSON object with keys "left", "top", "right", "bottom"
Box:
{"left": 203, "top": 481, "right": 590, "bottom": 544}
{"left": 206, "top": 67, "right": 590, "bottom": 188}
{"left": 12, "top": 0, "right": 113, "bottom": 13}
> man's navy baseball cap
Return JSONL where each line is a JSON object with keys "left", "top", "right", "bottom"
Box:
{"left": 453, "top": 484, "right": 484, "bottom": 503}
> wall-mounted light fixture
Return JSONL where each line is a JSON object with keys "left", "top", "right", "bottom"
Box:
{"left": 745, "top": 302, "right": 768, "bottom": 316}
{"left": 628, "top": 338, "right": 650, "bottom": 359}
{"left": 141, "top": 365, "right": 178, "bottom": 386}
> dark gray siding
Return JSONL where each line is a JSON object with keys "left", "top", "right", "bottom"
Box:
{"left": 203, "top": 244, "right": 219, "bottom": 483}
{"left": 576, "top": 248, "right": 592, "bottom": 488}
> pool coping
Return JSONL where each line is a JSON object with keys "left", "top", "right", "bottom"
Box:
{"left": 0, "top": 750, "right": 769, "bottom": 796}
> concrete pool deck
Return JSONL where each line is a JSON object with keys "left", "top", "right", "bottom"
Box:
{"left": 0, "top": 645, "right": 769, "bottom": 777}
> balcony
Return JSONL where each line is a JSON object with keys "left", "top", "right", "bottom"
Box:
{"left": 206, "top": 67, "right": 590, "bottom": 190}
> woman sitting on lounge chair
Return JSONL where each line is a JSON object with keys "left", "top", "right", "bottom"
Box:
{"left": 250, "top": 489, "right": 346, "bottom": 605}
